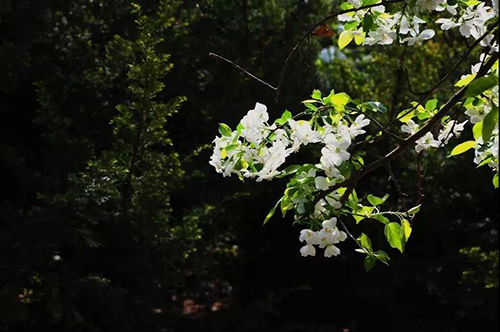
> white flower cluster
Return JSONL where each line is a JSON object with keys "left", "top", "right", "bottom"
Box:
{"left": 463, "top": 57, "right": 499, "bottom": 172}
{"left": 401, "top": 119, "right": 467, "bottom": 153}
{"left": 299, "top": 217, "right": 348, "bottom": 258}
{"left": 338, "top": 0, "right": 497, "bottom": 50}
{"left": 209, "top": 102, "right": 370, "bottom": 184}
{"left": 436, "top": 3, "right": 498, "bottom": 51}
{"left": 209, "top": 103, "right": 294, "bottom": 181}
{"left": 400, "top": 53, "right": 499, "bottom": 171}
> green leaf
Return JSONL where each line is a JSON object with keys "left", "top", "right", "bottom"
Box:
{"left": 402, "top": 219, "right": 412, "bottom": 241}
{"left": 361, "top": 101, "right": 387, "bottom": 113}
{"left": 425, "top": 99, "right": 438, "bottom": 112}
{"left": 482, "top": 107, "right": 498, "bottom": 142}
{"left": 367, "top": 194, "right": 389, "bottom": 206}
{"left": 362, "top": 0, "right": 382, "bottom": 5}
{"left": 449, "top": 141, "right": 476, "bottom": 156}
{"left": 304, "top": 103, "right": 318, "bottom": 112}
{"left": 417, "top": 111, "right": 431, "bottom": 120}
{"left": 218, "top": 123, "right": 232, "bottom": 137}
{"left": 275, "top": 110, "right": 293, "bottom": 125}
{"left": 465, "top": 75, "right": 499, "bottom": 98}
{"left": 364, "top": 255, "right": 377, "bottom": 271}
{"left": 464, "top": 0, "right": 481, "bottom": 5}
{"left": 362, "top": 15, "right": 374, "bottom": 31}
{"left": 338, "top": 30, "right": 354, "bottom": 50}
{"left": 477, "top": 156, "right": 493, "bottom": 168}
{"left": 344, "top": 21, "right": 359, "bottom": 31}
{"left": 455, "top": 74, "right": 476, "bottom": 87}
{"left": 473, "top": 121, "right": 483, "bottom": 141}
{"left": 374, "top": 250, "right": 390, "bottom": 266}
{"left": 280, "top": 195, "right": 292, "bottom": 218}
{"left": 236, "top": 123, "right": 244, "bottom": 135}
{"left": 263, "top": 198, "right": 282, "bottom": 225}
{"left": 354, "top": 32, "right": 365, "bottom": 45}
{"left": 276, "top": 165, "right": 301, "bottom": 178}
{"left": 312, "top": 89, "right": 322, "bottom": 100}
{"left": 340, "top": 2, "right": 354, "bottom": 10}
{"left": 407, "top": 204, "right": 421, "bottom": 215}
{"left": 359, "top": 233, "right": 372, "bottom": 251}
{"left": 353, "top": 205, "right": 374, "bottom": 224}
{"left": 398, "top": 109, "right": 415, "bottom": 123}
{"left": 384, "top": 222, "right": 405, "bottom": 253}
{"left": 331, "top": 93, "right": 351, "bottom": 110}
{"left": 493, "top": 173, "right": 499, "bottom": 188}
{"left": 374, "top": 214, "right": 390, "bottom": 224}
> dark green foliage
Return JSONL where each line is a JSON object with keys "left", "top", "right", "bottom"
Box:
{"left": 0, "top": 0, "right": 498, "bottom": 331}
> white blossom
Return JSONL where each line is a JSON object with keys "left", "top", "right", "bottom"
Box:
{"left": 437, "top": 120, "right": 467, "bottom": 145}
{"left": 401, "top": 29, "right": 435, "bottom": 46}
{"left": 314, "top": 176, "right": 332, "bottom": 191}
{"left": 320, "top": 128, "right": 351, "bottom": 166}
{"left": 300, "top": 244, "right": 316, "bottom": 257}
{"left": 240, "top": 102, "right": 270, "bottom": 144}
{"left": 324, "top": 245, "right": 341, "bottom": 257}
{"left": 256, "top": 140, "right": 292, "bottom": 181}
{"left": 289, "top": 119, "right": 321, "bottom": 151}
{"left": 349, "top": 114, "right": 371, "bottom": 138}
{"left": 299, "top": 229, "right": 321, "bottom": 245}
{"left": 401, "top": 120, "right": 419, "bottom": 135}
{"left": 415, "top": 132, "right": 440, "bottom": 153}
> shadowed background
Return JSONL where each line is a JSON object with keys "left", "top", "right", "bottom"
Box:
{"left": 0, "top": 1, "right": 498, "bottom": 331}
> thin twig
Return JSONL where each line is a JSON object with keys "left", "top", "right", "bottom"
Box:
{"left": 362, "top": 111, "right": 405, "bottom": 141}
{"left": 299, "top": 47, "right": 312, "bottom": 69}
{"left": 317, "top": 53, "right": 498, "bottom": 203}
{"left": 386, "top": 163, "right": 409, "bottom": 212}
{"left": 390, "top": 27, "right": 498, "bottom": 125}
{"left": 274, "top": 0, "right": 405, "bottom": 102}
{"left": 209, "top": 52, "right": 278, "bottom": 91}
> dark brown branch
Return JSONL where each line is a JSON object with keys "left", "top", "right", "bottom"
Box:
{"left": 319, "top": 52, "right": 498, "bottom": 202}
{"left": 386, "top": 163, "right": 409, "bottom": 212}
{"left": 391, "top": 27, "right": 498, "bottom": 124}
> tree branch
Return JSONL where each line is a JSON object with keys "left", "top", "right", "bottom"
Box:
{"left": 319, "top": 52, "right": 498, "bottom": 202}
{"left": 209, "top": 0, "right": 405, "bottom": 100}
{"left": 274, "top": 0, "right": 404, "bottom": 102}
{"left": 391, "top": 27, "right": 498, "bottom": 124}
{"left": 209, "top": 52, "right": 278, "bottom": 91}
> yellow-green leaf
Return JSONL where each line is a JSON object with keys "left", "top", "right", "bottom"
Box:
{"left": 398, "top": 109, "right": 415, "bottom": 123}
{"left": 338, "top": 30, "right": 354, "bottom": 50}
{"left": 331, "top": 92, "right": 351, "bottom": 109}
{"left": 384, "top": 222, "right": 405, "bottom": 253}
{"left": 455, "top": 74, "right": 476, "bottom": 87}
{"left": 449, "top": 141, "right": 476, "bottom": 157}
{"left": 402, "top": 219, "right": 412, "bottom": 241}
{"left": 263, "top": 198, "right": 282, "bottom": 225}
{"left": 354, "top": 32, "right": 365, "bottom": 45}
{"left": 473, "top": 121, "right": 483, "bottom": 141}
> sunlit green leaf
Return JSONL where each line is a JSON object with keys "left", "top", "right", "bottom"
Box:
{"left": 449, "top": 141, "right": 476, "bottom": 156}
{"left": 218, "top": 123, "right": 232, "bottom": 137}
{"left": 465, "top": 75, "right": 498, "bottom": 98}
{"left": 367, "top": 194, "right": 388, "bottom": 206}
{"left": 384, "top": 222, "right": 405, "bottom": 253}
{"left": 263, "top": 198, "right": 282, "bottom": 225}
{"left": 338, "top": 30, "right": 354, "bottom": 50}
{"left": 482, "top": 107, "right": 498, "bottom": 142}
